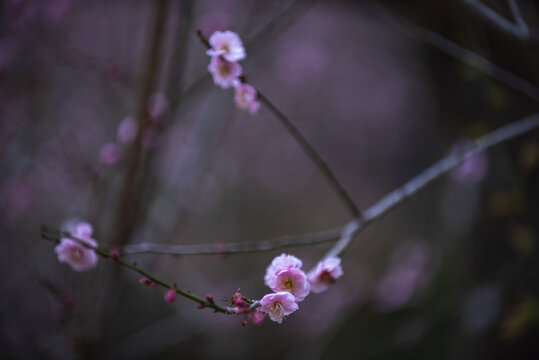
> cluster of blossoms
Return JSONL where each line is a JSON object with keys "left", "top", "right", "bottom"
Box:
{"left": 205, "top": 30, "right": 260, "bottom": 114}
{"left": 257, "top": 254, "right": 343, "bottom": 324}
{"left": 55, "top": 220, "right": 98, "bottom": 272}
{"left": 100, "top": 93, "right": 168, "bottom": 165}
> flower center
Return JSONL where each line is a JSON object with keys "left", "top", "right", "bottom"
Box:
{"left": 320, "top": 271, "right": 336, "bottom": 284}
{"left": 282, "top": 277, "right": 296, "bottom": 291}
{"left": 270, "top": 301, "right": 284, "bottom": 319}
{"left": 220, "top": 43, "right": 230, "bottom": 53}
{"left": 70, "top": 248, "right": 83, "bottom": 261}
{"left": 218, "top": 63, "right": 231, "bottom": 77}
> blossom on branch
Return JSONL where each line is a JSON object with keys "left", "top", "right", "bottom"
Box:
{"left": 308, "top": 256, "right": 343, "bottom": 293}
{"left": 258, "top": 292, "right": 298, "bottom": 324}
{"left": 55, "top": 221, "right": 98, "bottom": 272}
{"left": 206, "top": 30, "right": 246, "bottom": 62}
{"left": 234, "top": 82, "right": 260, "bottom": 114}
{"left": 208, "top": 55, "right": 242, "bottom": 89}
{"left": 264, "top": 253, "right": 303, "bottom": 287}
{"left": 270, "top": 267, "right": 311, "bottom": 301}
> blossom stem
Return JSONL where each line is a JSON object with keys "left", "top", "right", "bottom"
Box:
{"left": 41, "top": 226, "right": 235, "bottom": 314}
{"left": 197, "top": 30, "right": 361, "bottom": 218}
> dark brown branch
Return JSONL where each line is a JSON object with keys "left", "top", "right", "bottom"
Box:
{"left": 112, "top": 0, "right": 169, "bottom": 246}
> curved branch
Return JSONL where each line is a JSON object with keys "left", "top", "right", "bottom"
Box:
{"left": 41, "top": 226, "right": 235, "bottom": 314}
{"left": 123, "top": 112, "right": 539, "bottom": 257}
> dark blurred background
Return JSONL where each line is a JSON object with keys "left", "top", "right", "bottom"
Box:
{"left": 1, "top": 0, "right": 539, "bottom": 359}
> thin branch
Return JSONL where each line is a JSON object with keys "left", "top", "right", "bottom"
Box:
{"left": 461, "top": 0, "right": 532, "bottom": 40}
{"left": 169, "top": 0, "right": 318, "bottom": 111}
{"left": 256, "top": 92, "right": 361, "bottom": 218}
{"left": 380, "top": 8, "right": 539, "bottom": 102}
{"left": 41, "top": 226, "right": 235, "bottom": 314}
{"left": 508, "top": 0, "right": 528, "bottom": 32}
{"left": 111, "top": 0, "right": 169, "bottom": 246}
{"left": 123, "top": 112, "right": 539, "bottom": 257}
{"left": 197, "top": 30, "right": 361, "bottom": 218}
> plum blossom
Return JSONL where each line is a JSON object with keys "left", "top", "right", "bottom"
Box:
{"left": 449, "top": 139, "right": 489, "bottom": 183}
{"left": 206, "top": 30, "right": 246, "bottom": 62}
{"left": 55, "top": 221, "right": 98, "bottom": 272}
{"left": 264, "top": 253, "right": 303, "bottom": 288}
{"left": 148, "top": 92, "right": 168, "bottom": 121}
{"left": 270, "top": 267, "right": 310, "bottom": 301}
{"left": 258, "top": 292, "right": 299, "bottom": 324}
{"left": 100, "top": 142, "right": 121, "bottom": 165}
{"left": 208, "top": 56, "right": 242, "bottom": 89}
{"left": 117, "top": 116, "right": 138, "bottom": 144}
{"left": 308, "top": 256, "right": 343, "bottom": 294}
{"left": 234, "top": 83, "right": 260, "bottom": 114}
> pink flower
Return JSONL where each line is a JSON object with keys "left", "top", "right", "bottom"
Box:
{"left": 100, "top": 142, "right": 121, "bottom": 165}
{"left": 117, "top": 116, "right": 138, "bottom": 144}
{"left": 308, "top": 257, "right": 344, "bottom": 294}
{"left": 449, "top": 139, "right": 489, "bottom": 183}
{"left": 264, "top": 253, "right": 303, "bottom": 288}
{"left": 165, "top": 285, "right": 177, "bottom": 303}
{"left": 148, "top": 92, "right": 168, "bottom": 121}
{"left": 208, "top": 56, "right": 242, "bottom": 89}
{"left": 206, "top": 30, "right": 246, "bottom": 62}
{"left": 248, "top": 310, "right": 265, "bottom": 325}
{"left": 258, "top": 292, "right": 299, "bottom": 324}
{"left": 55, "top": 221, "right": 98, "bottom": 272}
{"left": 234, "top": 83, "right": 260, "bottom": 114}
{"left": 270, "top": 267, "right": 311, "bottom": 301}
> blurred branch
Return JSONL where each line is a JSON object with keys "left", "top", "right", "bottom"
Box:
{"left": 124, "top": 112, "right": 539, "bottom": 257}
{"left": 381, "top": 9, "right": 539, "bottom": 102}
{"left": 461, "top": 0, "right": 533, "bottom": 41}
{"left": 40, "top": 226, "right": 235, "bottom": 314}
{"left": 197, "top": 30, "right": 361, "bottom": 218}
{"left": 256, "top": 92, "right": 361, "bottom": 218}
{"left": 112, "top": 0, "right": 169, "bottom": 247}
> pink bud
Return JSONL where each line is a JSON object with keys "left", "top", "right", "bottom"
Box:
{"left": 165, "top": 285, "right": 177, "bottom": 303}
{"left": 100, "top": 142, "right": 121, "bottom": 165}
{"left": 138, "top": 277, "right": 156, "bottom": 287}
{"left": 248, "top": 310, "right": 265, "bottom": 325}
{"left": 109, "top": 248, "right": 121, "bottom": 262}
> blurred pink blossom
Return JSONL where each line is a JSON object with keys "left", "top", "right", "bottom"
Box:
{"left": 117, "top": 116, "right": 138, "bottom": 144}
{"left": 308, "top": 256, "right": 343, "bottom": 294}
{"left": 449, "top": 140, "right": 489, "bottom": 183}
{"left": 148, "top": 92, "right": 168, "bottom": 121}
{"left": 165, "top": 285, "right": 177, "bottom": 303}
{"left": 55, "top": 221, "right": 98, "bottom": 272}
{"left": 258, "top": 292, "right": 299, "bottom": 324}
{"left": 376, "top": 242, "right": 433, "bottom": 311}
{"left": 0, "top": 37, "right": 19, "bottom": 73}
{"left": 264, "top": 253, "right": 303, "bottom": 287}
{"left": 234, "top": 83, "right": 260, "bottom": 114}
{"left": 100, "top": 142, "right": 121, "bottom": 165}
{"left": 206, "top": 30, "right": 246, "bottom": 62}
{"left": 208, "top": 56, "right": 242, "bottom": 89}
{"left": 0, "top": 176, "right": 34, "bottom": 222}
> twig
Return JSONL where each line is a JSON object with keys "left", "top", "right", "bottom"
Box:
{"left": 508, "top": 0, "right": 528, "bottom": 32}
{"left": 256, "top": 93, "right": 361, "bottom": 218}
{"left": 41, "top": 226, "right": 235, "bottom": 314}
{"left": 123, "top": 112, "right": 539, "bottom": 257}
{"left": 111, "top": 0, "right": 169, "bottom": 246}
{"left": 169, "top": 0, "right": 318, "bottom": 110}
{"left": 197, "top": 30, "right": 361, "bottom": 218}
{"left": 461, "top": 0, "right": 532, "bottom": 40}
{"left": 380, "top": 7, "right": 539, "bottom": 102}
